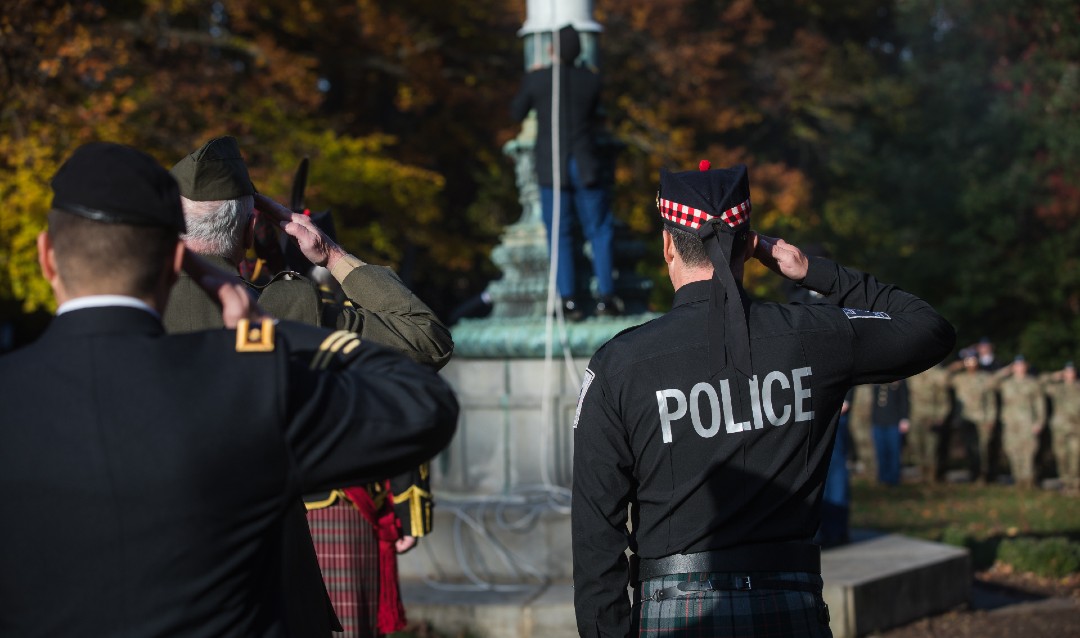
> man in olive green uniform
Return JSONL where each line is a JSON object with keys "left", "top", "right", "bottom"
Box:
{"left": 1042, "top": 362, "right": 1080, "bottom": 490}
{"left": 992, "top": 356, "right": 1046, "bottom": 488}
{"left": 907, "top": 364, "right": 952, "bottom": 481}
{"left": 165, "top": 137, "right": 454, "bottom": 636}
{"left": 948, "top": 352, "right": 995, "bottom": 481}
{"left": 164, "top": 137, "right": 452, "bottom": 368}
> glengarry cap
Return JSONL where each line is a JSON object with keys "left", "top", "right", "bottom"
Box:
{"left": 658, "top": 161, "right": 754, "bottom": 378}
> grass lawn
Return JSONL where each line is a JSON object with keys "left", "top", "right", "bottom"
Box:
{"left": 849, "top": 476, "right": 1080, "bottom": 569}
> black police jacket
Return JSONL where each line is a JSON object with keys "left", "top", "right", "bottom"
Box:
{"left": 571, "top": 257, "right": 955, "bottom": 637}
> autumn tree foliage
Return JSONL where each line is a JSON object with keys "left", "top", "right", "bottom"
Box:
{"left": 0, "top": 0, "right": 457, "bottom": 311}
{"left": 2, "top": 0, "right": 1079, "bottom": 364}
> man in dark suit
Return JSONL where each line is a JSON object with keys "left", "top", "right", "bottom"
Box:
{"left": 0, "top": 142, "right": 458, "bottom": 637}
{"left": 511, "top": 24, "right": 618, "bottom": 319}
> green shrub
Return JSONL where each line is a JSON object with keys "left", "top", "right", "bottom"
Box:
{"left": 997, "top": 536, "right": 1080, "bottom": 578}
{"left": 938, "top": 526, "right": 999, "bottom": 569}
{"left": 940, "top": 526, "right": 969, "bottom": 549}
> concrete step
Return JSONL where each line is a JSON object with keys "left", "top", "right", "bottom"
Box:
{"left": 401, "top": 532, "right": 971, "bottom": 638}
{"left": 821, "top": 532, "right": 970, "bottom": 637}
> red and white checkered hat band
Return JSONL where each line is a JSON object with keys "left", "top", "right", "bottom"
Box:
{"left": 658, "top": 196, "right": 751, "bottom": 230}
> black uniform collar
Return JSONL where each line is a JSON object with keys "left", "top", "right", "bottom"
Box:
{"left": 672, "top": 280, "right": 712, "bottom": 308}
{"left": 672, "top": 279, "right": 750, "bottom": 311}
{"left": 48, "top": 305, "right": 164, "bottom": 338}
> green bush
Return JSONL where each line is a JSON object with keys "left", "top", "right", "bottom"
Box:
{"left": 938, "top": 526, "right": 998, "bottom": 570}
{"left": 997, "top": 537, "right": 1080, "bottom": 578}
{"left": 940, "top": 526, "right": 969, "bottom": 549}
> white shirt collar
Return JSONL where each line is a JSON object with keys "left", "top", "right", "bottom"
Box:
{"left": 56, "top": 295, "right": 160, "bottom": 319}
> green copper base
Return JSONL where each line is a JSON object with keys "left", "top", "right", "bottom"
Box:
{"left": 451, "top": 313, "right": 659, "bottom": 358}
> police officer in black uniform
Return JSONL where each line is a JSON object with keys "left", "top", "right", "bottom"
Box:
{"left": 571, "top": 162, "right": 955, "bottom": 637}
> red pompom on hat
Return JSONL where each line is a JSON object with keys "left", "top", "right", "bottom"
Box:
{"left": 699, "top": 159, "right": 711, "bottom": 171}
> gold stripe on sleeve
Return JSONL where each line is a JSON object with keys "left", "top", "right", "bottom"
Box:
{"left": 309, "top": 330, "right": 355, "bottom": 370}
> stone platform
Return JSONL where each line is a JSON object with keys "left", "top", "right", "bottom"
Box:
{"left": 821, "top": 531, "right": 970, "bottom": 637}
{"left": 401, "top": 532, "right": 971, "bottom": 638}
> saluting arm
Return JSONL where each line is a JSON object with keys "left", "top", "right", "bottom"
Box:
{"left": 753, "top": 234, "right": 955, "bottom": 384}
{"left": 801, "top": 256, "right": 955, "bottom": 383}
{"left": 277, "top": 322, "right": 459, "bottom": 494}
{"left": 255, "top": 193, "right": 454, "bottom": 370}
{"left": 333, "top": 263, "right": 454, "bottom": 370}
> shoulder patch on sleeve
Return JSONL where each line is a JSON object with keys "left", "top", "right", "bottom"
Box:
{"left": 573, "top": 368, "right": 596, "bottom": 429}
{"left": 842, "top": 308, "right": 891, "bottom": 320}
{"left": 235, "top": 318, "right": 275, "bottom": 352}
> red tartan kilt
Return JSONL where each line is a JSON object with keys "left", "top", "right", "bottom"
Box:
{"left": 307, "top": 501, "right": 380, "bottom": 638}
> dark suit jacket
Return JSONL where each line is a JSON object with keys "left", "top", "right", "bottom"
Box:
{"left": 0, "top": 306, "right": 458, "bottom": 637}
{"left": 871, "top": 380, "right": 911, "bottom": 425}
{"left": 164, "top": 255, "right": 452, "bottom": 634}
{"left": 511, "top": 64, "right": 602, "bottom": 187}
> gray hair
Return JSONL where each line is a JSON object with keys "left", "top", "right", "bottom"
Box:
{"left": 180, "top": 195, "right": 253, "bottom": 259}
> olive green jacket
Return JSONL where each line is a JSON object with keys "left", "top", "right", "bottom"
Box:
{"left": 164, "top": 254, "right": 453, "bottom": 369}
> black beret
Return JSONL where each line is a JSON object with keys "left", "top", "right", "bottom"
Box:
{"left": 51, "top": 142, "right": 186, "bottom": 233}
{"left": 658, "top": 162, "right": 751, "bottom": 234}
{"left": 171, "top": 136, "right": 255, "bottom": 201}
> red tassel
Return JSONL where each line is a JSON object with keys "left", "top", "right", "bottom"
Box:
{"left": 342, "top": 485, "right": 408, "bottom": 634}
{"left": 699, "top": 160, "right": 711, "bottom": 171}
{"left": 374, "top": 506, "right": 407, "bottom": 634}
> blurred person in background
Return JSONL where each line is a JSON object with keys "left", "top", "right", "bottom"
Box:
{"left": 949, "top": 350, "right": 996, "bottom": 482}
{"left": 1042, "top": 362, "right": 1080, "bottom": 492}
{"left": 907, "top": 364, "right": 953, "bottom": 482}
{"left": 991, "top": 356, "right": 1046, "bottom": 489}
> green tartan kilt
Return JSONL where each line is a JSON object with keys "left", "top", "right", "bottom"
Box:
{"left": 634, "top": 571, "right": 832, "bottom": 637}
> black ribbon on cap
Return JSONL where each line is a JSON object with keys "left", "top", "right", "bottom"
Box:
{"left": 696, "top": 220, "right": 752, "bottom": 380}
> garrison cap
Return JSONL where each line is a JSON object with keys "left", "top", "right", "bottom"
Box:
{"left": 51, "top": 142, "right": 185, "bottom": 233}
{"left": 658, "top": 161, "right": 754, "bottom": 378}
{"left": 171, "top": 136, "right": 255, "bottom": 201}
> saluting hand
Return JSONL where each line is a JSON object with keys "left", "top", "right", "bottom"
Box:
{"left": 753, "top": 233, "right": 810, "bottom": 282}
{"left": 253, "top": 193, "right": 349, "bottom": 270}
{"left": 182, "top": 249, "right": 266, "bottom": 329}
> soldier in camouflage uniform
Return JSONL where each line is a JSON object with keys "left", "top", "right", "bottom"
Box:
{"left": 1042, "top": 362, "right": 1080, "bottom": 491}
{"left": 992, "top": 356, "right": 1046, "bottom": 489}
{"left": 948, "top": 352, "right": 995, "bottom": 481}
{"left": 908, "top": 364, "right": 952, "bottom": 481}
